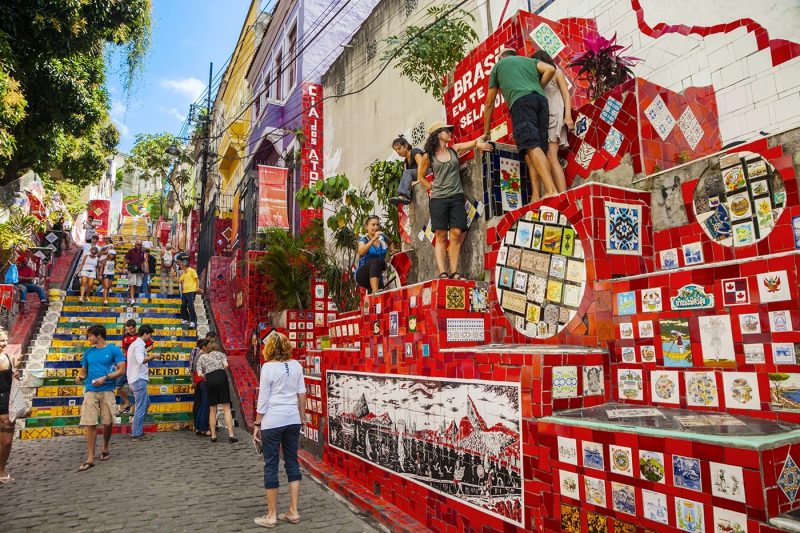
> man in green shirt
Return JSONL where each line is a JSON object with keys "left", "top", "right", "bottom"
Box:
{"left": 482, "top": 48, "right": 557, "bottom": 202}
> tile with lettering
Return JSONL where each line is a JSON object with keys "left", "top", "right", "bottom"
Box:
{"left": 557, "top": 436, "right": 578, "bottom": 465}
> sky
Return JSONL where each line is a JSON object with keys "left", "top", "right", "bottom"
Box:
{"left": 107, "top": 0, "right": 252, "bottom": 153}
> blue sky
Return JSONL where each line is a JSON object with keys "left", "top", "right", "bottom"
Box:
{"left": 107, "top": 0, "right": 252, "bottom": 153}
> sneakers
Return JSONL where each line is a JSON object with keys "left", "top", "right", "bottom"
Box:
{"left": 128, "top": 298, "right": 135, "bottom": 305}
{"left": 388, "top": 195, "right": 412, "bottom": 206}
{"left": 189, "top": 322, "right": 196, "bottom": 328}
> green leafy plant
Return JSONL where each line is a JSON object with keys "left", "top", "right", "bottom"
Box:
{"left": 0, "top": 206, "right": 45, "bottom": 265}
{"left": 383, "top": 4, "right": 478, "bottom": 101}
{"left": 0, "top": 0, "right": 152, "bottom": 186}
{"left": 367, "top": 159, "right": 403, "bottom": 245}
{"left": 256, "top": 221, "right": 326, "bottom": 311}
{"left": 569, "top": 32, "right": 640, "bottom": 101}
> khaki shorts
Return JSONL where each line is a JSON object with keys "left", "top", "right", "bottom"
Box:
{"left": 80, "top": 391, "right": 116, "bottom": 426}
{"left": 127, "top": 272, "right": 143, "bottom": 287}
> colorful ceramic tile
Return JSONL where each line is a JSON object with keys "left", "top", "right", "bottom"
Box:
{"left": 549, "top": 255, "right": 567, "bottom": 279}
{"left": 722, "top": 372, "right": 761, "bottom": 410}
{"left": 470, "top": 285, "right": 488, "bottom": 312}
{"left": 770, "top": 310, "right": 793, "bottom": 332}
{"left": 605, "top": 202, "right": 641, "bottom": 255}
{"left": 619, "top": 322, "right": 634, "bottom": 339}
{"left": 575, "top": 142, "right": 596, "bottom": 169}
{"left": 722, "top": 165, "right": 745, "bottom": 192}
{"left": 620, "top": 347, "right": 636, "bottom": 363}
{"left": 640, "top": 345, "right": 656, "bottom": 363}
{"left": 660, "top": 318, "right": 692, "bottom": 367}
{"left": 560, "top": 504, "right": 580, "bottom": 533}
{"left": 712, "top": 507, "right": 748, "bottom": 533}
{"left": 506, "top": 247, "right": 522, "bottom": 269}
{"left": 584, "top": 476, "right": 607, "bottom": 507}
{"left": 685, "top": 371, "right": 719, "bottom": 407}
{"left": 565, "top": 260, "right": 584, "bottom": 283}
{"left": 698, "top": 314, "right": 736, "bottom": 366}
{"left": 770, "top": 374, "right": 800, "bottom": 410}
{"left": 638, "top": 320, "right": 654, "bottom": 338}
{"left": 389, "top": 312, "right": 399, "bottom": 336}
{"left": 541, "top": 226, "right": 563, "bottom": 254}
{"left": 609, "top": 445, "right": 633, "bottom": 477}
{"left": 559, "top": 469, "right": 580, "bottom": 500}
{"left": 747, "top": 158, "right": 768, "bottom": 177}
{"left": 644, "top": 94, "right": 676, "bottom": 140}
{"left": 675, "top": 497, "right": 704, "bottom": 533}
{"left": 728, "top": 192, "right": 752, "bottom": 221}
{"left": 793, "top": 216, "right": 800, "bottom": 248}
{"left": 586, "top": 512, "right": 608, "bottom": 533}
{"left": 561, "top": 227, "right": 575, "bottom": 256}
{"left": 527, "top": 275, "right": 547, "bottom": 302}
{"left": 659, "top": 248, "right": 679, "bottom": 270}
{"left": 732, "top": 221, "right": 755, "bottom": 245}
{"left": 531, "top": 22, "right": 565, "bottom": 58}
{"left": 642, "top": 489, "right": 668, "bottom": 524}
{"left": 557, "top": 436, "right": 578, "bottom": 465}
{"left": 641, "top": 288, "right": 663, "bottom": 312}
{"left": 574, "top": 114, "right": 591, "bottom": 140}
{"left": 709, "top": 462, "right": 745, "bottom": 502}
{"left": 670, "top": 284, "right": 713, "bottom": 310}
{"left": 583, "top": 441, "right": 605, "bottom": 470}
{"left": 600, "top": 97, "right": 622, "bottom": 124}
{"left": 502, "top": 291, "right": 527, "bottom": 315}
{"left": 499, "top": 157, "right": 522, "bottom": 212}
{"left": 445, "top": 318, "right": 485, "bottom": 342}
{"left": 617, "top": 368, "right": 643, "bottom": 401}
{"left": 639, "top": 451, "right": 665, "bottom": 483}
{"left": 673, "top": 455, "right": 702, "bottom": 491}
{"left": 562, "top": 284, "right": 581, "bottom": 308}
{"left": 611, "top": 481, "right": 636, "bottom": 515}
{"left": 772, "top": 343, "right": 797, "bottom": 364}
{"left": 552, "top": 366, "right": 579, "bottom": 399}
{"left": 546, "top": 279, "right": 563, "bottom": 302}
{"left": 583, "top": 365, "right": 604, "bottom": 396}
{"left": 422, "top": 287, "right": 431, "bottom": 305}
{"left": 514, "top": 220, "right": 534, "bottom": 248}
{"left": 445, "top": 286, "right": 466, "bottom": 310}
{"left": 519, "top": 249, "right": 536, "bottom": 271}
{"left": 530, "top": 251, "right": 550, "bottom": 276}
{"left": 677, "top": 106, "right": 704, "bottom": 150}
{"left": 738, "top": 313, "right": 761, "bottom": 334}
{"left": 531, "top": 224, "right": 543, "bottom": 250}
{"left": 758, "top": 270, "right": 791, "bottom": 302}
{"left": 650, "top": 370, "right": 679, "bottom": 404}
{"left": 778, "top": 454, "right": 800, "bottom": 501}
{"left": 722, "top": 277, "right": 749, "bottom": 306}
{"left": 743, "top": 343, "right": 765, "bottom": 364}
{"left": 682, "top": 242, "right": 703, "bottom": 265}
{"left": 617, "top": 291, "right": 636, "bottom": 316}
{"left": 602, "top": 127, "right": 624, "bottom": 156}
{"left": 512, "top": 271, "right": 528, "bottom": 292}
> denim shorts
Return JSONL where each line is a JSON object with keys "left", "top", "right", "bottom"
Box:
{"left": 116, "top": 374, "right": 128, "bottom": 388}
{"left": 261, "top": 424, "right": 302, "bottom": 489}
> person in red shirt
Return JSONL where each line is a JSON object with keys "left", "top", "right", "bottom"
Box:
{"left": 118, "top": 319, "right": 154, "bottom": 413}
{"left": 15, "top": 259, "right": 47, "bottom": 306}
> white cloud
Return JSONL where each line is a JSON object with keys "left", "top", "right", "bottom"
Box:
{"left": 112, "top": 118, "right": 130, "bottom": 139}
{"left": 160, "top": 77, "right": 205, "bottom": 101}
{"left": 110, "top": 101, "right": 127, "bottom": 120}
{"left": 160, "top": 107, "right": 186, "bottom": 122}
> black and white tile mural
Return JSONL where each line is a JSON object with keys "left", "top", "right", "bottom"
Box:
{"left": 327, "top": 371, "right": 523, "bottom": 525}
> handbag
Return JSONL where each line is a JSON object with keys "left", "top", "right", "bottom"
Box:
{"left": 4, "top": 264, "right": 18, "bottom": 284}
{"left": 128, "top": 264, "right": 142, "bottom": 274}
{"left": 8, "top": 370, "right": 31, "bottom": 423}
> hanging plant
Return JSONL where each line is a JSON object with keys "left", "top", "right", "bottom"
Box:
{"left": 569, "top": 32, "right": 640, "bottom": 101}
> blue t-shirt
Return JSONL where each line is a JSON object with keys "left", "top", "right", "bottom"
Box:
{"left": 357, "top": 235, "right": 388, "bottom": 270}
{"left": 82, "top": 344, "right": 125, "bottom": 392}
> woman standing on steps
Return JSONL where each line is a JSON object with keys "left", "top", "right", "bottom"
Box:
{"left": 195, "top": 338, "right": 237, "bottom": 443}
{"left": 0, "top": 331, "right": 20, "bottom": 484}
{"left": 77, "top": 246, "right": 100, "bottom": 303}
{"left": 252, "top": 333, "right": 306, "bottom": 528}
{"left": 99, "top": 250, "right": 117, "bottom": 305}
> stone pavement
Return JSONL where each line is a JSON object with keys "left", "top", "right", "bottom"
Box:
{"left": 0, "top": 428, "right": 381, "bottom": 533}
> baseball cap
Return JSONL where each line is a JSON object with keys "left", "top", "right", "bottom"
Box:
{"left": 427, "top": 121, "right": 455, "bottom": 136}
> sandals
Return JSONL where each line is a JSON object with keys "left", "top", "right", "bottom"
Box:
{"left": 254, "top": 516, "right": 277, "bottom": 528}
{"left": 78, "top": 462, "right": 94, "bottom": 472}
{"left": 0, "top": 474, "right": 14, "bottom": 484}
{"left": 279, "top": 513, "right": 301, "bottom": 524}
{"left": 229, "top": 436, "right": 239, "bottom": 443}
{"left": 438, "top": 272, "right": 449, "bottom": 279}
{"left": 100, "top": 451, "right": 110, "bottom": 461}
{"left": 210, "top": 437, "right": 217, "bottom": 443}
{"left": 449, "top": 272, "right": 465, "bottom": 280}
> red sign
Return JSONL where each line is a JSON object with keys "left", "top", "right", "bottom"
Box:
{"left": 87, "top": 199, "right": 110, "bottom": 235}
{"left": 300, "top": 82, "right": 323, "bottom": 230}
{"left": 257, "top": 165, "right": 289, "bottom": 231}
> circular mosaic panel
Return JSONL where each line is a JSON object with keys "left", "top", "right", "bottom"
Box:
{"left": 693, "top": 151, "right": 786, "bottom": 246}
{"left": 494, "top": 207, "right": 587, "bottom": 339}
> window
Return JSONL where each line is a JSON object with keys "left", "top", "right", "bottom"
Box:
{"left": 265, "top": 62, "right": 273, "bottom": 101}
{"left": 286, "top": 23, "right": 297, "bottom": 91}
{"left": 255, "top": 79, "right": 261, "bottom": 116}
{"left": 275, "top": 50, "right": 283, "bottom": 101}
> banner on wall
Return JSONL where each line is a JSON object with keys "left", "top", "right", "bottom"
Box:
{"left": 300, "top": 82, "right": 323, "bottom": 230}
{"left": 257, "top": 165, "right": 289, "bottom": 231}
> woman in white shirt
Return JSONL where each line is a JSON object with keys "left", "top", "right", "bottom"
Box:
{"left": 252, "top": 333, "right": 306, "bottom": 528}
{"left": 99, "top": 250, "right": 117, "bottom": 305}
{"left": 77, "top": 247, "right": 99, "bottom": 303}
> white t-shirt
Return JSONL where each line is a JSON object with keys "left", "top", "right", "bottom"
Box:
{"left": 81, "top": 255, "right": 99, "bottom": 274}
{"left": 126, "top": 337, "right": 149, "bottom": 383}
{"left": 256, "top": 360, "right": 305, "bottom": 429}
{"left": 103, "top": 259, "right": 116, "bottom": 276}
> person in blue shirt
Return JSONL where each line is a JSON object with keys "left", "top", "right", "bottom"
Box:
{"left": 75, "top": 324, "right": 126, "bottom": 472}
{"left": 355, "top": 216, "right": 390, "bottom": 294}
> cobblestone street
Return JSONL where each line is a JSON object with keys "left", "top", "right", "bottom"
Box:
{"left": 0, "top": 429, "right": 380, "bottom": 532}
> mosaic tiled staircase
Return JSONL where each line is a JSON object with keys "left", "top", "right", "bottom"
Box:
{"left": 16, "top": 220, "right": 208, "bottom": 439}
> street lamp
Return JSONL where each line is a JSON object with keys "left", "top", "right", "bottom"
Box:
{"left": 165, "top": 144, "right": 181, "bottom": 157}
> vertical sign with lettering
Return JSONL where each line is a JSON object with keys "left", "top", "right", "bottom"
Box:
{"left": 300, "top": 83, "right": 323, "bottom": 230}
